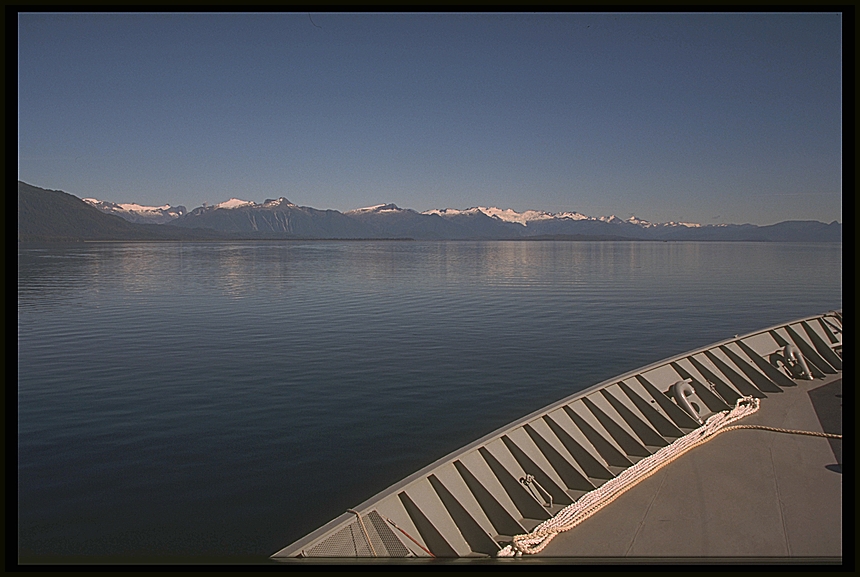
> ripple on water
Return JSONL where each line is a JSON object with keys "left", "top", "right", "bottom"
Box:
{"left": 17, "top": 241, "right": 841, "bottom": 558}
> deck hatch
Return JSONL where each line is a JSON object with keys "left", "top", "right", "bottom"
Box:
{"left": 670, "top": 362, "right": 731, "bottom": 412}
{"left": 633, "top": 375, "right": 701, "bottom": 430}
{"left": 703, "top": 350, "right": 766, "bottom": 398}
{"left": 478, "top": 447, "right": 551, "bottom": 521}
{"left": 617, "top": 382, "right": 685, "bottom": 439}
{"left": 398, "top": 492, "right": 458, "bottom": 557}
{"left": 599, "top": 389, "right": 670, "bottom": 448}
{"left": 581, "top": 397, "right": 652, "bottom": 458}
{"left": 718, "top": 345, "right": 783, "bottom": 393}
{"left": 452, "top": 460, "right": 525, "bottom": 537}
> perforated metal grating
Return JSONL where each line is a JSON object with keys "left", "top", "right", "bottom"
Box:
{"left": 303, "top": 510, "right": 411, "bottom": 557}
{"left": 367, "top": 511, "right": 412, "bottom": 557}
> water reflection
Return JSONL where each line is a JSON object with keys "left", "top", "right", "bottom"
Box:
{"left": 18, "top": 244, "right": 99, "bottom": 310}
{"left": 18, "top": 239, "right": 842, "bottom": 560}
{"left": 19, "top": 240, "right": 841, "bottom": 311}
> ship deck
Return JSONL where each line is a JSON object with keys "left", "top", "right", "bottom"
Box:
{"left": 535, "top": 373, "right": 842, "bottom": 562}
{"left": 271, "top": 312, "right": 843, "bottom": 564}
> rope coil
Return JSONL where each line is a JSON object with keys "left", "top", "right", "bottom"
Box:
{"left": 497, "top": 396, "right": 841, "bottom": 557}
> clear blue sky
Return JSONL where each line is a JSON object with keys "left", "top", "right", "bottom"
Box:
{"left": 18, "top": 12, "right": 842, "bottom": 225}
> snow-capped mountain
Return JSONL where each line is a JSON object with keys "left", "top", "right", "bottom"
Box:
{"left": 424, "top": 206, "right": 591, "bottom": 225}
{"left": 200, "top": 197, "right": 298, "bottom": 210}
{"left": 213, "top": 198, "right": 256, "bottom": 209}
{"left": 423, "top": 207, "right": 704, "bottom": 230}
{"left": 597, "top": 215, "right": 624, "bottom": 225}
{"left": 345, "top": 203, "right": 476, "bottom": 239}
{"left": 57, "top": 188, "right": 841, "bottom": 242}
{"left": 421, "top": 206, "right": 839, "bottom": 241}
{"left": 170, "top": 197, "right": 374, "bottom": 238}
{"left": 83, "top": 198, "right": 186, "bottom": 224}
{"left": 346, "top": 203, "right": 406, "bottom": 215}
{"left": 621, "top": 215, "right": 702, "bottom": 229}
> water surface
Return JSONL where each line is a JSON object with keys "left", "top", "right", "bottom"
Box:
{"left": 17, "top": 241, "right": 842, "bottom": 561}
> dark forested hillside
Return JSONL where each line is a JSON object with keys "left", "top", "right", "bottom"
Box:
{"left": 17, "top": 182, "right": 230, "bottom": 241}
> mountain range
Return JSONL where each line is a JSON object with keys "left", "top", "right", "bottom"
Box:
{"left": 18, "top": 181, "right": 842, "bottom": 242}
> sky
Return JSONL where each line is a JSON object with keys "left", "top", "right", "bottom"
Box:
{"left": 18, "top": 12, "right": 842, "bottom": 225}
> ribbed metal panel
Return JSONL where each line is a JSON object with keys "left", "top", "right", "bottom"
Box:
{"left": 785, "top": 324, "right": 836, "bottom": 374}
{"left": 452, "top": 459, "right": 525, "bottom": 538}
{"left": 687, "top": 354, "right": 743, "bottom": 404}
{"left": 272, "top": 312, "right": 842, "bottom": 559}
{"left": 633, "top": 375, "right": 702, "bottom": 430}
{"left": 802, "top": 321, "right": 842, "bottom": 369}
{"left": 581, "top": 396, "right": 653, "bottom": 459}
{"left": 554, "top": 405, "right": 634, "bottom": 468}
{"left": 431, "top": 463, "right": 498, "bottom": 545}
{"left": 406, "top": 477, "right": 482, "bottom": 557}
{"left": 507, "top": 428, "right": 576, "bottom": 495}
{"left": 398, "top": 490, "right": 460, "bottom": 557}
{"left": 530, "top": 416, "right": 616, "bottom": 483}
{"left": 817, "top": 317, "right": 840, "bottom": 344}
{"left": 479, "top": 443, "right": 553, "bottom": 523}
{"left": 502, "top": 433, "right": 573, "bottom": 505}
{"left": 740, "top": 332, "right": 781, "bottom": 357}
{"left": 735, "top": 340, "right": 797, "bottom": 388}
{"left": 704, "top": 349, "right": 766, "bottom": 398}
{"left": 820, "top": 316, "right": 842, "bottom": 340}
{"left": 373, "top": 495, "right": 431, "bottom": 556}
{"left": 719, "top": 343, "right": 783, "bottom": 393}
{"left": 669, "top": 360, "right": 731, "bottom": 412}
{"left": 455, "top": 452, "right": 525, "bottom": 531}
{"left": 427, "top": 474, "right": 500, "bottom": 556}
{"left": 769, "top": 327, "right": 827, "bottom": 378}
{"left": 600, "top": 387, "right": 670, "bottom": 448}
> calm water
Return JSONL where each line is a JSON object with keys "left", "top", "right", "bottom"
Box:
{"left": 18, "top": 241, "right": 842, "bottom": 561}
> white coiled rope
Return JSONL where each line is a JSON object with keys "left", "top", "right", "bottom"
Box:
{"left": 498, "top": 396, "right": 763, "bottom": 557}
{"left": 498, "top": 395, "right": 842, "bottom": 557}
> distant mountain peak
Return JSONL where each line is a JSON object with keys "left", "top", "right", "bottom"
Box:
{"left": 215, "top": 198, "right": 255, "bottom": 209}
{"left": 82, "top": 197, "right": 186, "bottom": 224}
{"left": 422, "top": 207, "right": 489, "bottom": 218}
{"left": 346, "top": 203, "right": 405, "bottom": 214}
{"left": 480, "top": 207, "right": 559, "bottom": 225}
{"left": 263, "top": 197, "right": 294, "bottom": 207}
{"left": 46, "top": 182, "right": 839, "bottom": 241}
{"left": 553, "top": 211, "right": 590, "bottom": 221}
